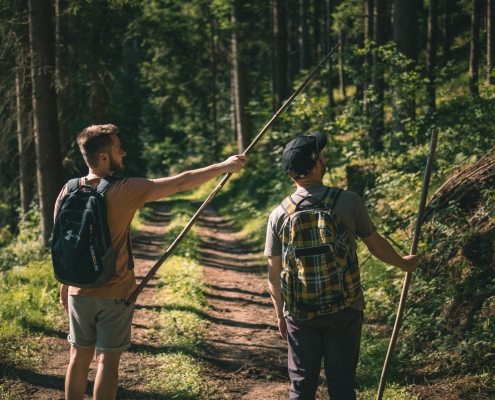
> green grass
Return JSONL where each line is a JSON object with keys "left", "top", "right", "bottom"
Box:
{"left": 0, "top": 215, "right": 66, "bottom": 385}
{"left": 147, "top": 352, "right": 215, "bottom": 399}
{"left": 137, "top": 201, "right": 215, "bottom": 398}
{"left": 0, "top": 260, "right": 64, "bottom": 338}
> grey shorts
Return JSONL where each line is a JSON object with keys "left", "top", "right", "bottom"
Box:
{"left": 68, "top": 295, "right": 135, "bottom": 352}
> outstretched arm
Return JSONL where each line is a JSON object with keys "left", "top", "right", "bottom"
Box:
{"left": 147, "top": 154, "right": 247, "bottom": 202}
{"left": 268, "top": 255, "right": 287, "bottom": 340}
{"left": 361, "top": 231, "right": 419, "bottom": 272}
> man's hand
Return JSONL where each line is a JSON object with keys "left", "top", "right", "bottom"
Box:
{"left": 221, "top": 154, "right": 247, "bottom": 173}
{"left": 60, "top": 284, "right": 69, "bottom": 312}
{"left": 400, "top": 254, "right": 419, "bottom": 273}
{"left": 278, "top": 316, "right": 288, "bottom": 340}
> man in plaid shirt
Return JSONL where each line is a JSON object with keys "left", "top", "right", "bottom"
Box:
{"left": 264, "top": 132, "right": 418, "bottom": 400}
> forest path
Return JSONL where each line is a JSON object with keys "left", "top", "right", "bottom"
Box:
{"left": 196, "top": 204, "right": 290, "bottom": 399}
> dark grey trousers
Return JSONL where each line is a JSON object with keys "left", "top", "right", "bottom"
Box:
{"left": 286, "top": 308, "right": 363, "bottom": 400}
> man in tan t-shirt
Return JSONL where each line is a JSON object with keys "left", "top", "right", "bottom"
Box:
{"left": 57, "top": 124, "right": 246, "bottom": 400}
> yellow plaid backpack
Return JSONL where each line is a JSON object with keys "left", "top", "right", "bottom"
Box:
{"left": 280, "top": 187, "right": 361, "bottom": 320}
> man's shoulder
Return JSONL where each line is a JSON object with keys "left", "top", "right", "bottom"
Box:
{"left": 107, "top": 177, "right": 153, "bottom": 190}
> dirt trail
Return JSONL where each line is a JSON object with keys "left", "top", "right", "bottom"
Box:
{"left": 197, "top": 206, "right": 289, "bottom": 399}
{"left": 1, "top": 201, "right": 291, "bottom": 399}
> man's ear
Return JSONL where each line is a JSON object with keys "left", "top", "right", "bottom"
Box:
{"left": 99, "top": 152, "right": 108, "bottom": 164}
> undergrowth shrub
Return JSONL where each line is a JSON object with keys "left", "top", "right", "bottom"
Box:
{"left": 0, "top": 209, "right": 64, "bottom": 379}
{"left": 0, "top": 208, "right": 63, "bottom": 338}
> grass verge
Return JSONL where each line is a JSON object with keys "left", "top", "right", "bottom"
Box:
{"left": 136, "top": 200, "right": 216, "bottom": 399}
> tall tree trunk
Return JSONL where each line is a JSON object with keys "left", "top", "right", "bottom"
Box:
{"left": 313, "top": 0, "right": 323, "bottom": 61}
{"left": 363, "top": 0, "right": 374, "bottom": 113}
{"left": 392, "top": 0, "right": 418, "bottom": 150}
{"left": 299, "top": 0, "right": 310, "bottom": 70}
{"left": 27, "top": 0, "right": 65, "bottom": 246}
{"left": 231, "top": 0, "right": 251, "bottom": 152}
{"left": 338, "top": 30, "right": 345, "bottom": 98}
{"left": 469, "top": 0, "right": 481, "bottom": 96}
{"left": 272, "top": 0, "right": 289, "bottom": 112}
{"left": 371, "top": 0, "right": 386, "bottom": 152}
{"left": 90, "top": 0, "right": 109, "bottom": 124}
{"left": 55, "top": 0, "right": 70, "bottom": 176}
{"left": 14, "top": 0, "right": 37, "bottom": 216}
{"left": 209, "top": 11, "right": 220, "bottom": 159}
{"left": 443, "top": 0, "right": 452, "bottom": 64}
{"left": 427, "top": 0, "right": 438, "bottom": 110}
{"left": 230, "top": 70, "right": 237, "bottom": 144}
{"left": 488, "top": 0, "right": 494, "bottom": 85}
{"left": 325, "top": 0, "right": 335, "bottom": 118}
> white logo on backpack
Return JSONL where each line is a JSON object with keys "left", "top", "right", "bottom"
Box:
{"left": 65, "top": 230, "right": 80, "bottom": 241}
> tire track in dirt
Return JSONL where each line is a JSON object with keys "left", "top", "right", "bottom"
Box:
{"left": 197, "top": 205, "right": 290, "bottom": 399}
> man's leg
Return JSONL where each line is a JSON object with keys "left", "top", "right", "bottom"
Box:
{"left": 93, "top": 350, "right": 122, "bottom": 400}
{"left": 285, "top": 315, "right": 324, "bottom": 400}
{"left": 322, "top": 308, "right": 362, "bottom": 400}
{"left": 65, "top": 345, "right": 95, "bottom": 400}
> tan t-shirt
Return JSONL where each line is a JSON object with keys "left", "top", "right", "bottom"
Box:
{"left": 54, "top": 176, "right": 155, "bottom": 299}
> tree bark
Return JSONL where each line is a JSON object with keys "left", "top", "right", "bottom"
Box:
{"left": 299, "top": 0, "right": 310, "bottom": 70}
{"left": 27, "top": 0, "right": 65, "bottom": 246}
{"left": 443, "top": 0, "right": 452, "bottom": 64}
{"left": 231, "top": 0, "right": 251, "bottom": 152}
{"left": 272, "top": 0, "right": 289, "bottom": 112}
{"left": 325, "top": 0, "right": 335, "bottom": 118}
{"left": 90, "top": 0, "right": 109, "bottom": 124}
{"left": 392, "top": 0, "right": 418, "bottom": 150}
{"left": 209, "top": 10, "right": 220, "bottom": 158}
{"left": 14, "top": 0, "right": 37, "bottom": 216}
{"left": 427, "top": 0, "right": 438, "bottom": 110}
{"left": 313, "top": 0, "right": 323, "bottom": 61}
{"left": 469, "top": 0, "right": 481, "bottom": 96}
{"left": 488, "top": 0, "right": 494, "bottom": 85}
{"left": 55, "top": 0, "right": 70, "bottom": 175}
{"left": 338, "top": 30, "right": 345, "bottom": 98}
{"left": 370, "top": 0, "right": 386, "bottom": 152}
{"left": 363, "top": 0, "right": 374, "bottom": 112}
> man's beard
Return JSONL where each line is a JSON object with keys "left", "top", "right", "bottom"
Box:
{"left": 109, "top": 154, "right": 124, "bottom": 173}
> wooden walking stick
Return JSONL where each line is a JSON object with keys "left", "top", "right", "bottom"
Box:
{"left": 124, "top": 43, "right": 341, "bottom": 306}
{"left": 376, "top": 128, "right": 439, "bottom": 400}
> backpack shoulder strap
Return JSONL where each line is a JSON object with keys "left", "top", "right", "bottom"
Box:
{"left": 67, "top": 178, "right": 81, "bottom": 193}
{"left": 321, "top": 187, "right": 343, "bottom": 210}
{"left": 281, "top": 195, "right": 298, "bottom": 216}
{"left": 96, "top": 176, "right": 120, "bottom": 194}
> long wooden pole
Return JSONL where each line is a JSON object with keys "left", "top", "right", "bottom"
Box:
{"left": 376, "top": 128, "right": 439, "bottom": 399}
{"left": 125, "top": 43, "right": 341, "bottom": 306}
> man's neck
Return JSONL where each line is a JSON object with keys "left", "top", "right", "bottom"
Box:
{"left": 295, "top": 179, "right": 324, "bottom": 189}
{"left": 86, "top": 168, "right": 112, "bottom": 180}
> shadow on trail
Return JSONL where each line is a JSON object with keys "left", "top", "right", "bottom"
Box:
{"left": 200, "top": 259, "right": 265, "bottom": 273}
{"left": 205, "top": 315, "right": 274, "bottom": 330}
{"left": 208, "top": 284, "right": 271, "bottom": 298}
{"left": 205, "top": 292, "right": 273, "bottom": 308}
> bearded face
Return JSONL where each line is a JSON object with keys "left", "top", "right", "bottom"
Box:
{"left": 108, "top": 152, "right": 125, "bottom": 173}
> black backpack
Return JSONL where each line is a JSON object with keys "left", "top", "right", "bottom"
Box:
{"left": 51, "top": 176, "right": 132, "bottom": 288}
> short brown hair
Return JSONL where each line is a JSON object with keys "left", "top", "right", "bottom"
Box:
{"left": 77, "top": 124, "right": 119, "bottom": 168}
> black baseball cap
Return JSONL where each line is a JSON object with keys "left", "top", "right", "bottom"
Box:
{"left": 282, "top": 132, "right": 327, "bottom": 178}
